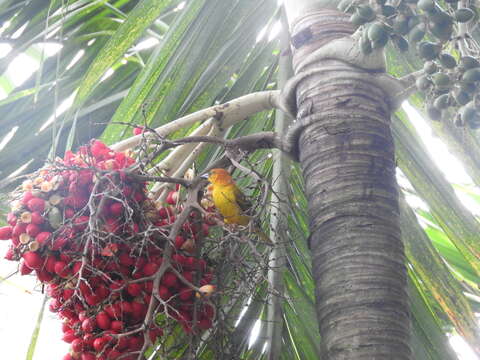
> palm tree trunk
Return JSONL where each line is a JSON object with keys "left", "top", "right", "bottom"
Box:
{"left": 286, "top": 8, "right": 411, "bottom": 359}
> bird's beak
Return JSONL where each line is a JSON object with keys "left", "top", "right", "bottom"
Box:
{"left": 200, "top": 173, "right": 209, "bottom": 179}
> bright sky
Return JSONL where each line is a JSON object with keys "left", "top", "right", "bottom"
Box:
{"left": 0, "top": 25, "right": 478, "bottom": 360}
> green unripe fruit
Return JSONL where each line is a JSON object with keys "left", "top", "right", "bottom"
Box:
{"left": 432, "top": 72, "right": 451, "bottom": 88}
{"left": 460, "top": 82, "right": 477, "bottom": 94}
{"left": 409, "top": 24, "right": 426, "bottom": 43}
{"left": 407, "top": 16, "right": 421, "bottom": 30}
{"left": 429, "top": 12, "right": 454, "bottom": 40}
{"left": 417, "top": 41, "right": 441, "bottom": 60}
{"left": 350, "top": 13, "right": 369, "bottom": 26}
{"left": 468, "top": 118, "right": 480, "bottom": 129}
{"left": 461, "top": 103, "right": 480, "bottom": 129}
{"left": 460, "top": 56, "right": 480, "bottom": 70}
{"left": 393, "top": 36, "right": 409, "bottom": 52}
{"left": 393, "top": 16, "right": 410, "bottom": 35}
{"left": 453, "top": 89, "right": 472, "bottom": 105}
{"left": 367, "top": 23, "right": 390, "bottom": 42}
{"left": 434, "top": 94, "right": 450, "bottom": 109}
{"left": 381, "top": 5, "right": 396, "bottom": 17}
{"left": 438, "top": 53, "right": 457, "bottom": 69}
{"left": 455, "top": 8, "right": 475, "bottom": 23}
{"left": 416, "top": 75, "right": 432, "bottom": 91}
{"left": 427, "top": 105, "right": 442, "bottom": 121}
{"left": 360, "top": 33, "right": 373, "bottom": 54}
{"left": 454, "top": 113, "right": 464, "bottom": 127}
{"left": 338, "top": 0, "right": 354, "bottom": 12}
{"left": 424, "top": 61, "right": 438, "bottom": 74}
{"left": 357, "top": 5, "right": 376, "bottom": 21}
{"left": 418, "top": 0, "right": 436, "bottom": 12}
{"left": 462, "top": 68, "right": 480, "bottom": 83}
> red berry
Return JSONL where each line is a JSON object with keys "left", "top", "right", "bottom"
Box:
{"left": 30, "top": 212, "right": 44, "bottom": 225}
{"left": 149, "top": 327, "right": 164, "bottom": 343}
{"left": 82, "top": 318, "right": 96, "bottom": 333}
{"left": 127, "top": 282, "right": 142, "bottom": 297}
{"left": 35, "top": 232, "right": 51, "bottom": 245}
{"left": 21, "top": 191, "right": 34, "bottom": 205}
{"left": 174, "top": 235, "right": 185, "bottom": 249}
{"left": 4, "top": 247, "right": 14, "bottom": 261}
{"left": 109, "top": 202, "right": 124, "bottom": 217}
{"left": 158, "top": 286, "right": 171, "bottom": 301}
{"left": 61, "top": 322, "right": 71, "bottom": 333}
{"left": 118, "top": 252, "right": 134, "bottom": 266}
{"left": 12, "top": 223, "right": 26, "bottom": 237}
{"left": 59, "top": 309, "right": 76, "bottom": 320}
{"left": 73, "top": 216, "right": 90, "bottom": 231}
{"left": 198, "top": 317, "right": 213, "bottom": 330}
{"left": 26, "top": 223, "right": 41, "bottom": 237}
{"left": 128, "top": 336, "right": 143, "bottom": 351}
{"left": 51, "top": 237, "right": 68, "bottom": 250}
{"left": 20, "top": 261, "right": 34, "bottom": 275}
{"left": 178, "top": 287, "right": 194, "bottom": 301}
{"left": 133, "top": 126, "right": 144, "bottom": 135}
{"left": 36, "top": 269, "right": 54, "bottom": 282}
{"left": 106, "top": 349, "right": 121, "bottom": 359}
{"left": 166, "top": 191, "right": 178, "bottom": 205}
{"left": 72, "top": 262, "right": 82, "bottom": 275}
{"left": 0, "top": 226, "right": 12, "bottom": 240}
{"left": 83, "top": 333, "right": 95, "bottom": 348}
{"left": 64, "top": 207, "right": 75, "bottom": 218}
{"left": 27, "top": 198, "right": 45, "bottom": 212}
{"left": 54, "top": 261, "right": 71, "bottom": 278}
{"left": 81, "top": 353, "right": 96, "bottom": 360}
{"left": 93, "top": 337, "right": 109, "bottom": 352}
{"left": 22, "top": 251, "right": 43, "bottom": 269}
{"left": 71, "top": 338, "right": 85, "bottom": 352}
{"left": 131, "top": 301, "right": 146, "bottom": 318}
{"left": 119, "top": 301, "right": 133, "bottom": 314}
{"left": 161, "top": 272, "right": 178, "bottom": 288}
{"left": 62, "top": 330, "right": 76, "bottom": 343}
{"left": 85, "top": 294, "right": 101, "bottom": 306}
{"left": 142, "top": 262, "right": 159, "bottom": 276}
{"left": 7, "top": 213, "right": 17, "bottom": 226}
{"left": 182, "top": 271, "right": 194, "bottom": 283}
{"left": 96, "top": 311, "right": 112, "bottom": 330}
{"left": 110, "top": 320, "right": 124, "bottom": 332}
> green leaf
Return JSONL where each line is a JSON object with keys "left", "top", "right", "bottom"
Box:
{"left": 72, "top": 0, "right": 173, "bottom": 110}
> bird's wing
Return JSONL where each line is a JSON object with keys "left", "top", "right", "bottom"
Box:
{"left": 233, "top": 184, "right": 252, "bottom": 213}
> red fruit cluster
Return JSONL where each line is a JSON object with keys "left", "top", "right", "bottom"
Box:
{"left": 1, "top": 140, "right": 216, "bottom": 359}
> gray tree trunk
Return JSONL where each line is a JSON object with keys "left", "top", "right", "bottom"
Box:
{"left": 288, "top": 9, "right": 411, "bottom": 359}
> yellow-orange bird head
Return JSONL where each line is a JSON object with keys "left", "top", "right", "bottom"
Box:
{"left": 208, "top": 168, "right": 234, "bottom": 186}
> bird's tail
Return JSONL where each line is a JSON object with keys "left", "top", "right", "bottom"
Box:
{"left": 252, "top": 226, "right": 273, "bottom": 245}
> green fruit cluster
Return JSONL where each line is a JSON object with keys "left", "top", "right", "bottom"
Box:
{"left": 340, "top": 0, "right": 480, "bottom": 129}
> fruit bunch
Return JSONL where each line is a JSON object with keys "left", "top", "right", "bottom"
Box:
{"left": 340, "top": 0, "right": 480, "bottom": 129}
{"left": 1, "top": 140, "right": 216, "bottom": 359}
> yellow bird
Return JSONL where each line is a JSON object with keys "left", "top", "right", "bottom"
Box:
{"left": 207, "top": 168, "right": 250, "bottom": 226}
{"left": 207, "top": 168, "right": 272, "bottom": 244}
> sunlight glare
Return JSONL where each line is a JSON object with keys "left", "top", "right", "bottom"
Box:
{"left": 38, "top": 92, "right": 76, "bottom": 133}
{"left": 174, "top": 1, "right": 186, "bottom": 11}
{"left": 449, "top": 335, "right": 479, "bottom": 360}
{"left": 0, "top": 126, "right": 18, "bottom": 151}
{"left": 6, "top": 53, "right": 39, "bottom": 86}
{"left": 248, "top": 319, "right": 261, "bottom": 348}
{"left": 66, "top": 49, "right": 85, "bottom": 70}
{"left": 40, "top": 42, "right": 63, "bottom": 56}
{"left": 402, "top": 102, "right": 473, "bottom": 184}
{"left": 0, "top": 43, "right": 12, "bottom": 58}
